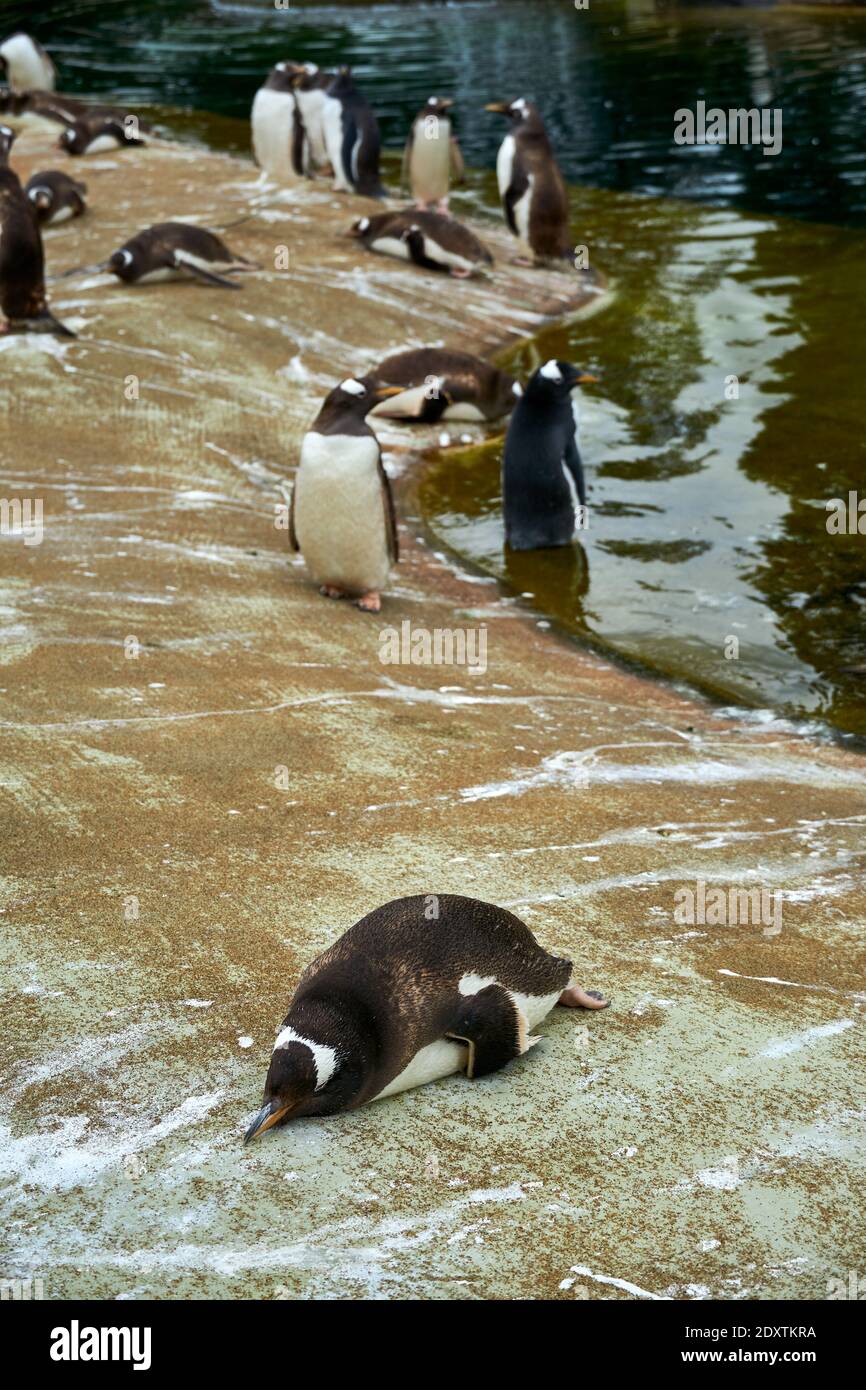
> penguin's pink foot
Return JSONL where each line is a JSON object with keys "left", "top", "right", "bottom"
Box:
{"left": 450, "top": 267, "right": 473, "bottom": 279}
{"left": 319, "top": 584, "right": 348, "bottom": 600}
{"left": 558, "top": 985, "right": 610, "bottom": 1010}
{"left": 414, "top": 200, "right": 431, "bottom": 211}
{"left": 510, "top": 255, "right": 535, "bottom": 268}
{"left": 436, "top": 198, "right": 450, "bottom": 215}
{"left": 356, "top": 591, "right": 382, "bottom": 613}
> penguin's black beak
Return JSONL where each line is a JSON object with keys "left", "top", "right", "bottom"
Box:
{"left": 244, "top": 1098, "right": 294, "bottom": 1143}
{"left": 484, "top": 101, "right": 511, "bottom": 115}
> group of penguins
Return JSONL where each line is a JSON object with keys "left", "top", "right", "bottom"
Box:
{"left": 1, "top": 30, "right": 598, "bottom": 613}
{"left": 2, "top": 33, "right": 612, "bottom": 1130}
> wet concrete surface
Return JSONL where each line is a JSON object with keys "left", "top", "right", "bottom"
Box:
{"left": 1, "top": 126, "right": 864, "bottom": 1300}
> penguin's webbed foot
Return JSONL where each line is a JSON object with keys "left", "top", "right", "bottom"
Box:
{"left": 355, "top": 591, "right": 382, "bottom": 613}
{"left": 510, "top": 255, "right": 535, "bottom": 268}
{"left": 558, "top": 985, "right": 610, "bottom": 1010}
{"left": 319, "top": 584, "right": 348, "bottom": 600}
{"left": 449, "top": 267, "right": 473, "bottom": 279}
{"left": 435, "top": 198, "right": 450, "bottom": 216}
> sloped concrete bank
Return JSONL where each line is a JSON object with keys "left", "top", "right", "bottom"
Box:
{"left": 1, "top": 127, "right": 864, "bottom": 1301}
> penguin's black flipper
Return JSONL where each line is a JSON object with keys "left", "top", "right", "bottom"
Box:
{"left": 288, "top": 481, "right": 299, "bottom": 552}
{"left": 290, "top": 105, "right": 307, "bottom": 178}
{"left": 503, "top": 166, "right": 529, "bottom": 237}
{"left": 563, "top": 431, "right": 587, "bottom": 509}
{"left": 171, "top": 253, "right": 241, "bottom": 290}
{"left": 446, "top": 984, "right": 526, "bottom": 1079}
{"left": 378, "top": 457, "right": 399, "bottom": 563}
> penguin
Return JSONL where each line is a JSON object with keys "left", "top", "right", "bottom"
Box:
{"left": 59, "top": 113, "right": 145, "bottom": 156}
{"left": 287, "top": 62, "right": 333, "bottom": 175}
{"left": 369, "top": 348, "right": 521, "bottom": 424}
{"left": 0, "top": 33, "right": 56, "bottom": 93}
{"left": 485, "top": 98, "right": 572, "bottom": 266}
{"left": 251, "top": 63, "right": 306, "bottom": 181}
{"left": 350, "top": 208, "right": 492, "bottom": 278}
{"left": 0, "top": 126, "right": 73, "bottom": 337}
{"left": 502, "top": 359, "right": 597, "bottom": 551}
{"left": 25, "top": 170, "right": 87, "bottom": 225}
{"left": 402, "top": 96, "right": 464, "bottom": 212}
{"left": 289, "top": 376, "right": 403, "bottom": 612}
{"left": 320, "top": 67, "right": 383, "bottom": 197}
{"left": 84, "top": 222, "right": 258, "bottom": 288}
{"left": 244, "top": 893, "right": 609, "bottom": 1139}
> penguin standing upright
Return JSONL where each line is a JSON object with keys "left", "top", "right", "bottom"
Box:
{"left": 289, "top": 376, "right": 402, "bottom": 612}
{"left": 244, "top": 893, "right": 609, "bottom": 1139}
{"left": 25, "top": 170, "right": 87, "bottom": 225}
{"left": 320, "top": 67, "right": 383, "bottom": 197}
{"left": 402, "top": 96, "right": 464, "bottom": 212}
{"left": 502, "top": 359, "right": 597, "bottom": 551}
{"left": 0, "top": 33, "right": 56, "bottom": 93}
{"left": 288, "top": 63, "right": 333, "bottom": 174}
{"left": 485, "top": 98, "right": 571, "bottom": 266}
{"left": 0, "top": 126, "right": 73, "bottom": 336}
{"left": 250, "top": 63, "right": 306, "bottom": 181}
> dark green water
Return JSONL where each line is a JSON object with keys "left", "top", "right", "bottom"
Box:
{"left": 6, "top": 1, "right": 866, "bottom": 735}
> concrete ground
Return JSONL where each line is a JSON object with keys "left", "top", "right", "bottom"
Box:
{"left": 1, "top": 125, "right": 864, "bottom": 1301}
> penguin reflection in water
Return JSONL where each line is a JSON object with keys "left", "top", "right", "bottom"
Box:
{"left": 245, "top": 894, "right": 609, "bottom": 1139}
{"left": 290, "top": 377, "right": 404, "bottom": 613}
{"left": 503, "top": 359, "right": 597, "bottom": 551}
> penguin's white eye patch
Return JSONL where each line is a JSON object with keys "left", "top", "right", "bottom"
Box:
{"left": 512, "top": 99, "right": 528, "bottom": 115}
{"left": 540, "top": 360, "right": 562, "bottom": 383}
{"left": 340, "top": 378, "right": 366, "bottom": 396}
{"left": 120, "top": 250, "right": 133, "bottom": 266}
{"left": 304, "top": 62, "right": 318, "bottom": 74}
{"left": 358, "top": 217, "right": 369, "bottom": 231}
{"left": 512, "top": 382, "right": 523, "bottom": 397}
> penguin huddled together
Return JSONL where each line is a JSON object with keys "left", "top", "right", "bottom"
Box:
{"left": 252, "top": 61, "right": 382, "bottom": 196}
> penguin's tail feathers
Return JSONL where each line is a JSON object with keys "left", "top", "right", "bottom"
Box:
{"left": 6, "top": 310, "right": 76, "bottom": 339}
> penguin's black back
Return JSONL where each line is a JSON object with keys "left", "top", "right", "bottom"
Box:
{"left": 0, "top": 167, "right": 46, "bottom": 320}
{"left": 503, "top": 390, "right": 577, "bottom": 550}
{"left": 329, "top": 70, "right": 383, "bottom": 197}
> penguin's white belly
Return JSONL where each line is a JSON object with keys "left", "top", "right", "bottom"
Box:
{"left": 83, "top": 134, "right": 122, "bottom": 155}
{"left": 410, "top": 124, "right": 451, "bottom": 202}
{"left": 418, "top": 234, "right": 475, "bottom": 273}
{"left": 295, "top": 90, "right": 328, "bottom": 166}
{"left": 0, "top": 37, "right": 55, "bottom": 92}
{"left": 496, "top": 134, "right": 515, "bottom": 201}
{"left": 368, "top": 235, "right": 411, "bottom": 261}
{"left": 294, "top": 432, "right": 390, "bottom": 592}
{"left": 322, "top": 98, "right": 352, "bottom": 189}
{"left": 369, "top": 978, "right": 562, "bottom": 1103}
{"left": 252, "top": 88, "right": 297, "bottom": 179}
{"left": 514, "top": 177, "right": 534, "bottom": 245}
{"left": 45, "top": 205, "right": 75, "bottom": 225}
{"left": 442, "top": 401, "right": 487, "bottom": 422}
{"left": 135, "top": 266, "right": 183, "bottom": 284}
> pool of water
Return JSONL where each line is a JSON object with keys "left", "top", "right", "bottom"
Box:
{"left": 6, "top": 0, "right": 866, "bottom": 736}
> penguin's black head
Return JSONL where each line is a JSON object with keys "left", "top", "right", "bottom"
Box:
{"left": 423, "top": 95, "right": 454, "bottom": 118}
{"left": 316, "top": 375, "right": 403, "bottom": 425}
{"left": 108, "top": 247, "right": 136, "bottom": 281}
{"left": 526, "top": 359, "right": 597, "bottom": 402}
{"left": 27, "top": 184, "right": 53, "bottom": 214}
{"left": 245, "top": 1040, "right": 319, "bottom": 1142}
{"left": 484, "top": 97, "right": 534, "bottom": 124}
{"left": 58, "top": 122, "right": 81, "bottom": 153}
{"left": 0, "top": 122, "right": 16, "bottom": 164}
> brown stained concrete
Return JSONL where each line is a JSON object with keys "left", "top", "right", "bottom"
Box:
{"left": 1, "top": 125, "right": 865, "bottom": 1302}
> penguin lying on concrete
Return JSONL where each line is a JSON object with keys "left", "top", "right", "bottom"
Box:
{"left": 73, "top": 223, "right": 260, "bottom": 289}
{"left": 350, "top": 208, "right": 492, "bottom": 278}
{"left": 369, "top": 348, "right": 521, "bottom": 424}
{"left": 0, "top": 33, "right": 56, "bottom": 93}
{"left": 0, "top": 125, "right": 74, "bottom": 337}
{"left": 251, "top": 63, "right": 306, "bottom": 181}
{"left": 320, "top": 67, "right": 383, "bottom": 197}
{"left": 402, "top": 96, "right": 464, "bottom": 212}
{"left": 59, "top": 113, "right": 146, "bottom": 155}
{"left": 245, "top": 893, "right": 609, "bottom": 1139}
{"left": 25, "top": 170, "right": 87, "bottom": 225}
{"left": 289, "top": 376, "right": 403, "bottom": 612}
{"left": 485, "top": 98, "right": 572, "bottom": 266}
{"left": 503, "top": 359, "right": 597, "bottom": 551}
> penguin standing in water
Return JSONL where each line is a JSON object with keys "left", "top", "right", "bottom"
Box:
{"left": 485, "top": 98, "right": 572, "bottom": 266}
{"left": 251, "top": 63, "right": 306, "bottom": 180}
{"left": 402, "top": 96, "right": 464, "bottom": 212}
{"left": 503, "top": 359, "right": 597, "bottom": 551}
{"left": 370, "top": 348, "right": 521, "bottom": 424}
{"left": 245, "top": 893, "right": 609, "bottom": 1139}
{"left": 320, "top": 67, "right": 383, "bottom": 197}
{"left": 0, "top": 33, "right": 56, "bottom": 93}
{"left": 25, "top": 170, "right": 87, "bottom": 225}
{"left": 0, "top": 126, "right": 73, "bottom": 337}
{"left": 289, "top": 376, "right": 403, "bottom": 612}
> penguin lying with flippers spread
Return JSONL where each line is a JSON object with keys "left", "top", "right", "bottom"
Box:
{"left": 402, "top": 96, "right": 464, "bottom": 213}
{"left": 503, "top": 359, "right": 597, "bottom": 551}
{"left": 0, "top": 126, "right": 74, "bottom": 337}
{"left": 350, "top": 208, "right": 492, "bottom": 278}
{"left": 289, "top": 376, "right": 403, "bottom": 613}
{"left": 245, "top": 893, "right": 609, "bottom": 1140}
{"left": 485, "top": 97, "right": 572, "bottom": 267}
{"left": 71, "top": 222, "right": 260, "bottom": 289}
{"left": 25, "top": 170, "right": 87, "bottom": 225}
{"left": 369, "top": 348, "right": 521, "bottom": 424}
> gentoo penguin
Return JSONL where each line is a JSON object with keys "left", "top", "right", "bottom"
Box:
{"left": 0, "top": 33, "right": 56, "bottom": 93}
{"left": 244, "top": 893, "right": 609, "bottom": 1139}
{"left": 0, "top": 126, "right": 73, "bottom": 337}
{"left": 370, "top": 348, "right": 521, "bottom": 424}
{"left": 320, "top": 67, "right": 383, "bottom": 197}
{"left": 402, "top": 96, "right": 464, "bottom": 211}
{"left": 96, "top": 223, "right": 259, "bottom": 288}
{"left": 503, "top": 359, "right": 597, "bottom": 551}
{"left": 59, "top": 114, "right": 145, "bottom": 156}
{"left": 289, "top": 376, "right": 402, "bottom": 612}
{"left": 25, "top": 170, "right": 87, "bottom": 225}
{"left": 485, "top": 98, "right": 571, "bottom": 266}
{"left": 350, "top": 208, "right": 492, "bottom": 277}
{"left": 251, "top": 63, "right": 306, "bottom": 181}
{"left": 287, "top": 62, "right": 333, "bottom": 174}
